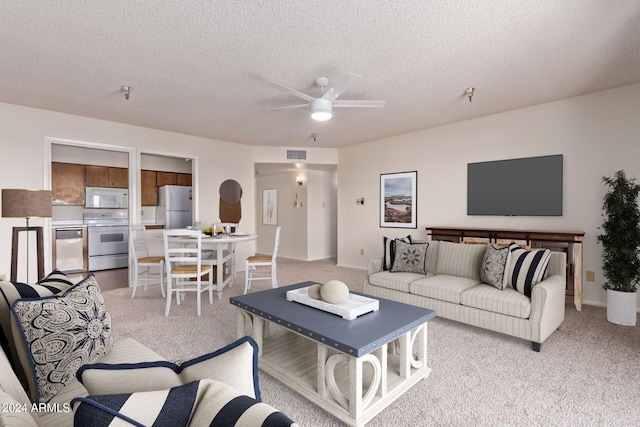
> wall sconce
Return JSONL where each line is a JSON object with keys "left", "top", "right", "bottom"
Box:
{"left": 296, "top": 178, "right": 304, "bottom": 186}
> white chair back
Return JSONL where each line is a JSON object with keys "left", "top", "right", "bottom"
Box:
{"left": 162, "top": 229, "right": 213, "bottom": 316}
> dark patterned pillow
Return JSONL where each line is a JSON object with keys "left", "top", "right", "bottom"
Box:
{"left": 391, "top": 240, "right": 428, "bottom": 274}
{"left": 11, "top": 274, "right": 113, "bottom": 403}
{"left": 480, "top": 244, "right": 512, "bottom": 289}
{"left": 507, "top": 243, "right": 551, "bottom": 297}
{"left": 383, "top": 235, "right": 412, "bottom": 270}
{"left": 0, "top": 270, "right": 74, "bottom": 383}
{"left": 71, "top": 379, "right": 297, "bottom": 427}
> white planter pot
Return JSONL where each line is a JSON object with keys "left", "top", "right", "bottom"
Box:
{"left": 606, "top": 289, "right": 637, "bottom": 326}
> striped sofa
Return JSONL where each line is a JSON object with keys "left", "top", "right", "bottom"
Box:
{"left": 363, "top": 240, "right": 566, "bottom": 351}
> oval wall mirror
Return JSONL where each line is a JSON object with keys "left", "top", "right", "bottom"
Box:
{"left": 219, "top": 179, "right": 242, "bottom": 204}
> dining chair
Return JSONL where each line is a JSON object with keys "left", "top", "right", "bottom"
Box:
{"left": 129, "top": 225, "right": 165, "bottom": 298}
{"left": 244, "top": 226, "right": 281, "bottom": 294}
{"left": 163, "top": 229, "right": 214, "bottom": 316}
{"left": 210, "top": 222, "right": 239, "bottom": 279}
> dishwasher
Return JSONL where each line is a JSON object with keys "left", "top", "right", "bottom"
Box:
{"left": 53, "top": 227, "right": 88, "bottom": 273}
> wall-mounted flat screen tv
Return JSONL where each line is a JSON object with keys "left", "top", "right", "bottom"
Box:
{"left": 467, "top": 154, "right": 563, "bottom": 216}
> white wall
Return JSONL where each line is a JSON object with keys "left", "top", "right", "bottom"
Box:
{"left": 254, "top": 169, "right": 337, "bottom": 260}
{"left": 0, "top": 102, "right": 256, "bottom": 281}
{"left": 307, "top": 169, "right": 337, "bottom": 260}
{"left": 255, "top": 172, "right": 307, "bottom": 259}
{"left": 337, "top": 83, "right": 640, "bottom": 308}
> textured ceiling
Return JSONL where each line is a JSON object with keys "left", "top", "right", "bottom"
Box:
{"left": 1, "top": 1, "right": 639, "bottom": 148}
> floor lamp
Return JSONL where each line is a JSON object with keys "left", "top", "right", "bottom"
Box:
{"left": 1, "top": 189, "right": 52, "bottom": 283}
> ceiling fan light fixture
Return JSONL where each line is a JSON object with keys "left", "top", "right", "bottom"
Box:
{"left": 311, "top": 98, "right": 332, "bottom": 121}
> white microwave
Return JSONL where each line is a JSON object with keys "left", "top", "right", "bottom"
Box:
{"left": 85, "top": 187, "right": 128, "bottom": 209}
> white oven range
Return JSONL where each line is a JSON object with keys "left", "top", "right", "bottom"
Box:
{"left": 84, "top": 212, "right": 128, "bottom": 271}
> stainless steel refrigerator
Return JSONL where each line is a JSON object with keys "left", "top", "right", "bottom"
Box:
{"left": 156, "top": 185, "right": 192, "bottom": 229}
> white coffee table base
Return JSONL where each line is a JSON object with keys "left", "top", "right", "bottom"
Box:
{"left": 236, "top": 311, "right": 431, "bottom": 427}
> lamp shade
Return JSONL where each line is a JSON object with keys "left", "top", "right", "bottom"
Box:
{"left": 2, "top": 189, "right": 52, "bottom": 219}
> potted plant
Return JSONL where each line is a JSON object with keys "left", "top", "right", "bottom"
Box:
{"left": 597, "top": 170, "right": 640, "bottom": 326}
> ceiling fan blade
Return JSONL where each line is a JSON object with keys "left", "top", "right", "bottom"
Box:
{"left": 268, "top": 80, "right": 316, "bottom": 102}
{"left": 333, "top": 100, "right": 386, "bottom": 108}
{"left": 269, "top": 103, "right": 309, "bottom": 111}
{"left": 321, "top": 72, "right": 361, "bottom": 101}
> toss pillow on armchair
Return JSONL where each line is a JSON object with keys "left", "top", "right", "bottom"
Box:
{"left": 77, "top": 336, "right": 260, "bottom": 399}
{"left": 72, "top": 379, "right": 297, "bottom": 427}
{"left": 0, "top": 270, "right": 75, "bottom": 384}
{"left": 10, "top": 274, "right": 113, "bottom": 403}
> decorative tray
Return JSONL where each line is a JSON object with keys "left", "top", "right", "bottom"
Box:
{"left": 286, "top": 286, "right": 379, "bottom": 320}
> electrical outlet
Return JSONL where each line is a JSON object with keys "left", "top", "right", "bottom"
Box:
{"left": 360, "top": 249, "right": 364, "bottom": 256}
{"left": 0, "top": 274, "right": 6, "bottom": 281}
{"left": 586, "top": 271, "right": 595, "bottom": 282}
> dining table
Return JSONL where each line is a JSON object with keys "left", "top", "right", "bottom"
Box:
{"left": 168, "top": 232, "right": 258, "bottom": 299}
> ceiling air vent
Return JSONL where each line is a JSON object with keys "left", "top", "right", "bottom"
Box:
{"left": 286, "top": 150, "right": 307, "bottom": 160}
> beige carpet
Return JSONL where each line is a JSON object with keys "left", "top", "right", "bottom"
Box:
{"left": 101, "top": 258, "right": 640, "bottom": 426}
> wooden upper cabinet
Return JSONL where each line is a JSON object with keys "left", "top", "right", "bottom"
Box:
{"left": 85, "top": 165, "right": 109, "bottom": 187}
{"left": 52, "top": 162, "right": 85, "bottom": 205}
{"left": 156, "top": 172, "right": 177, "bottom": 186}
{"left": 85, "top": 165, "right": 128, "bottom": 188}
{"left": 177, "top": 173, "right": 192, "bottom": 186}
{"left": 141, "top": 170, "right": 158, "bottom": 206}
{"left": 109, "top": 167, "right": 128, "bottom": 188}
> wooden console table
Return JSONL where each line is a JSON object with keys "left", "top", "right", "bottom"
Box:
{"left": 426, "top": 227, "right": 585, "bottom": 311}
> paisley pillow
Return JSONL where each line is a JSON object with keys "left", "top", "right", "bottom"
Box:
{"left": 11, "top": 274, "right": 113, "bottom": 403}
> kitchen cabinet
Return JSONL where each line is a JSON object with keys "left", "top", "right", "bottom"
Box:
{"left": 86, "top": 166, "right": 128, "bottom": 188}
{"left": 141, "top": 170, "right": 157, "bottom": 206}
{"left": 108, "top": 167, "right": 128, "bottom": 188}
{"left": 156, "top": 172, "right": 177, "bottom": 186}
{"left": 177, "top": 173, "right": 192, "bottom": 186}
{"left": 156, "top": 172, "right": 192, "bottom": 187}
{"left": 52, "top": 162, "right": 85, "bottom": 205}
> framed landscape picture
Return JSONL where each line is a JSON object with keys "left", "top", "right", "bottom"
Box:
{"left": 380, "top": 171, "right": 417, "bottom": 228}
{"left": 262, "top": 188, "right": 278, "bottom": 225}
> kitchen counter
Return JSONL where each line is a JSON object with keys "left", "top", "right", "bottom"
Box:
{"left": 51, "top": 220, "right": 84, "bottom": 227}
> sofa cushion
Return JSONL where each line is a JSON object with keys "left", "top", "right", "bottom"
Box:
{"left": 38, "top": 337, "right": 167, "bottom": 427}
{"left": 77, "top": 336, "right": 260, "bottom": 400}
{"left": 368, "top": 271, "right": 428, "bottom": 293}
{"left": 391, "top": 240, "right": 428, "bottom": 274}
{"left": 409, "top": 275, "right": 481, "bottom": 304}
{"left": 460, "top": 284, "right": 532, "bottom": 319}
{"left": 435, "top": 241, "right": 486, "bottom": 281}
{"left": 480, "top": 244, "right": 512, "bottom": 289}
{"left": 0, "top": 270, "right": 75, "bottom": 383}
{"left": 383, "top": 235, "right": 411, "bottom": 270}
{"left": 507, "top": 244, "right": 551, "bottom": 297}
{"left": 0, "top": 391, "right": 39, "bottom": 427}
{"left": 10, "top": 274, "right": 114, "bottom": 403}
{"left": 72, "top": 379, "right": 296, "bottom": 427}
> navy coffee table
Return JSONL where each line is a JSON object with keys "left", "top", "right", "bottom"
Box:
{"left": 230, "top": 282, "right": 435, "bottom": 427}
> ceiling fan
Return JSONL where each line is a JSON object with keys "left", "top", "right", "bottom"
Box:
{"left": 269, "top": 72, "right": 386, "bottom": 121}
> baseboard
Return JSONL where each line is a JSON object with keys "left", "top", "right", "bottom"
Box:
{"left": 578, "top": 298, "right": 640, "bottom": 313}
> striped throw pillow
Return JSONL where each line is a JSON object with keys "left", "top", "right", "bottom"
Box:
{"left": 72, "top": 379, "right": 297, "bottom": 427}
{"left": 507, "top": 244, "right": 551, "bottom": 297}
{"left": 383, "top": 235, "right": 412, "bottom": 270}
{"left": 0, "top": 270, "right": 74, "bottom": 382}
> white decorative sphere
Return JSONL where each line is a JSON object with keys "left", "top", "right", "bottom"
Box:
{"left": 307, "top": 284, "right": 322, "bottom": 300}
{"left": 321, "top": 280, "right": 349, "bottom": 304}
